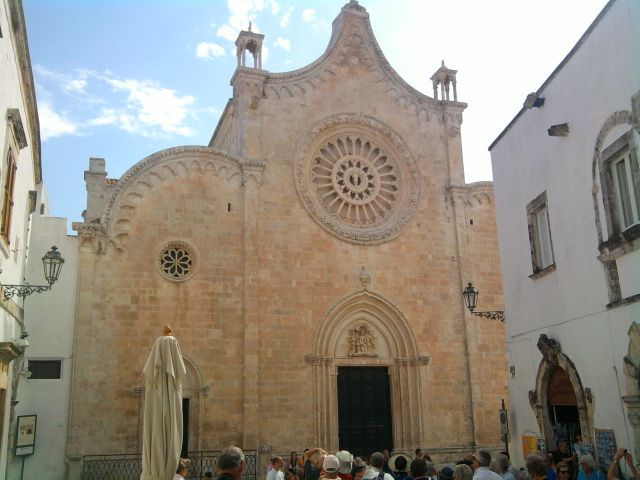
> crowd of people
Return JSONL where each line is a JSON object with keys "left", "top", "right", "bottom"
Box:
{"left": 172, "top": 441, "right": 640, "bottom": 480}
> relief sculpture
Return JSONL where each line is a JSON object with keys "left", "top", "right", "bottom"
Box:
{"left": 347, "top": 324, "right": 377, "bottom": 357}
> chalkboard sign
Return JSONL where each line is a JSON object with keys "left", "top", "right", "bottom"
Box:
{"left": 594, "top": 429, "right": 617, "bottom": 471}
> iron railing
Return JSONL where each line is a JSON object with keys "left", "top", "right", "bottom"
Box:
{"left": 82, "top": 450, "right": 257, "bottom": 480}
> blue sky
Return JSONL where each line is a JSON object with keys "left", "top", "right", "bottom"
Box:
{"left": 23, "top": 0, "right": 607, "bottom": 227}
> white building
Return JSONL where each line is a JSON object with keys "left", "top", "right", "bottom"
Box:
{"left": 8, "top": 188, "right": 77, "bottom": 479}
{"left": 489, "top": 0, "right": 640, "bottom": 468}
{"left": 0, "top": 0, "right": 42, "bottom": 474}
{"left": 0, "top": 1, "right": 76, "bottom": 478}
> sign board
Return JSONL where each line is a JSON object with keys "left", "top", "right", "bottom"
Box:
{"left": 15, "top": 414, "right": 37, "bottom": 456}
{"left": 499, "top": 409, "right": 508, "bottom": 435}
{"left": 522, "top": 435, "right": 538, "bottom": 458}
{"left": 537, "top": 438, "right": 547, "bottom": 454}
{"left": 594, "top": 429, "right": 617, "bottom": 471}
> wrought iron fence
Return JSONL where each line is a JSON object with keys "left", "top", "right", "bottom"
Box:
{"left": 82, "top": 450, "right": 257, "bottom": 480}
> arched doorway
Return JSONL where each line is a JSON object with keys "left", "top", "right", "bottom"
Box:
{"left": 530, "top": 335, "right": 592, "bottom": 450}
{"left": 306, "top": 288, "right": 429, "bottom": 453}
{"left": 547, "top": 367, "right": 580, "bottom": 448}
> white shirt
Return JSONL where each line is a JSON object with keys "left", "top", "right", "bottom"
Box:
{"left": 173, "top": 475, "right": 185, "bottom": 480}
{"left": 268, "top": 469, "right": 285, "bottom": 480}
{"left": 364, "top": 467, "right": 394, "bottom": 480}
{"left": 473, "top": 467, "right": 504, "bottom": 480}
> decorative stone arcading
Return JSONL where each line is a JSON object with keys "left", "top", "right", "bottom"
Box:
{"left": 101, "top": 146, "right": 246, "bottom": 243}
{"left": 261, "top": 1, "right": 445, "bottom": 124}
{"left": 447, "top": 182, "right": 494, "bottom": 207}
{"left": 294, "top": 113, "right": 420, "bottom": 245}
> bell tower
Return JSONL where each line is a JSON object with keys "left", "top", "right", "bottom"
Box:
{"left": 235, "top": 23, "right": 264, "bottom": 69}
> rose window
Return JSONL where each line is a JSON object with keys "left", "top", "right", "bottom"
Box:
{"left": 294, "top": 114, "right": 420, "bottom": 245}
{"left": 311, "top": 136, "right": 399, "bottom": 226}
{"left": 158, "top": 242, "right": 196, "bottom": 282}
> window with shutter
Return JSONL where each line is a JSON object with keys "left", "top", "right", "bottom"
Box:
{"left": 1, "top": 149, "right": 16, "bottom": 242}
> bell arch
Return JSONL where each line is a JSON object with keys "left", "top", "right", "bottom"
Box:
{"left": 306, "top": 288, "right": 429, "bottom": 452}
{"left": 529, "top": 335, "right": 593, "bottom": 449}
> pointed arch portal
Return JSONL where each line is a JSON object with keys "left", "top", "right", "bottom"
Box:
{"left": 306, "top": 289, "right": 429, "bottom": 452}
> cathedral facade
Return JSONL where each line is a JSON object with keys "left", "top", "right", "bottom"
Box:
{"left": 68, "top": 1, "right": 506, "bottom": 468}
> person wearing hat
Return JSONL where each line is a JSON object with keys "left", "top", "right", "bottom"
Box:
{"left": 388, "top": 453, "right": 412, "bottom": 480}
{"left": 322, "top": 455, "right": 342, "bottom": 480}
{"left": 440, "top": 467, "right": 455, "bottom": 480}
{"left": 337, "top": 451, "right": 354, "bottom": 480}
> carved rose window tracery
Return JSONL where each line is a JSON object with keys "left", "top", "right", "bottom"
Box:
{"left": 311, "top": 136, "right": 399, "bottom": 226}
{"left": 295, "top": 114, "right": 420, "bottom": 245}
{"left": 158, "top": 241, "right": 197, "bottom": 282}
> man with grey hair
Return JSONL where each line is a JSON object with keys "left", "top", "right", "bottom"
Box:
{"left": 218, "top": 446, "right": 246, "bottom": 480}
{"left": 364, "top": 452, "right": 394, "bottom": 480}
{"left": 471, "top": 450, "right": 502, "bottom": 480}
{"left": 494, "top": 454, "right": 515, "bottom": 480}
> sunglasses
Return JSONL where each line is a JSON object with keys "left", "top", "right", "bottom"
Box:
{"left": 559, "top": 471, "right": 570, "bottom": 474}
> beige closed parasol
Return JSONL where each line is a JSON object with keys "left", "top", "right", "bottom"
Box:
{"left": 140, "top": 326, "right": 187, "bottom": 480}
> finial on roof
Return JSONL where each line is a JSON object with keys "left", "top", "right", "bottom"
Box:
{"left": 441, "top": 59, "right": 445, "bottom": 66}
{"left": 248, "top": 21, "right": 252, "bottom": 32}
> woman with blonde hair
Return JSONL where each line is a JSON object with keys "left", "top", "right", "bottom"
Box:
{"left": 453, "top": 464, "right": 473, "bottom": 480}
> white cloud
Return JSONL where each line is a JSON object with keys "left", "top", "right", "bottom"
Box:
{"left": 196, "top": 41, "right": 226, "bottom": 59}
{"left": 217, "top": 0, "right": 265, "bottom": 43}
{"left": 34, "top": 65, "right": 89, "bottom": 95}
{"left": 266, "top": 0, "right": 279, "bottom": 15}
{"left": 34, "top": 66, "right": 204, "bottom": 139}
{"left": 105, "top": 77, "right": 196, "bottom": 137}
{"left": 87, "top": 108, "right": 118, "bottom": 126}
{"left": 217, "top": 24, "right": 239, "bottom": 42}
{"left": 39, "top": 103, "right": 77, "bottom": 140}
{"left": 279, "top": 7, "right": 293, "bottom": 28}
{"left": 274, "top": 37, "right": 291, "bottom": 51}
{"left": 302, "top": 8, "right": 316, "bottom": 23}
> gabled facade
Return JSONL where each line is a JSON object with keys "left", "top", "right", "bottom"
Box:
{"left": 490, "top": 0, "right": 640, "bottom": 467}
{"left": 69, "top": 1, "right": 507, "bottom": 476}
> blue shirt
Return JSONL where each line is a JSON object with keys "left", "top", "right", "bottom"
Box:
{"left": 577, "top": 470, "right": 605, "bottom": 480}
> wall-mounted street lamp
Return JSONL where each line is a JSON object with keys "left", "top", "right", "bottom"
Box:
{"left": 1, "top": 246, "right": 64, "bottom": 300}
{"left": 462, "top": 282, "right": 505, "bottom": 322}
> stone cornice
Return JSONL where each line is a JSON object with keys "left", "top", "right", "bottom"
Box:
{"left": 447, "top": 182, "right": 495, "bottom": 207}
{"left": 447, "top": 181, "right": 494, "bottom": 194}
{"left": 7, "top": 0, "right": 41, "bottom": 184}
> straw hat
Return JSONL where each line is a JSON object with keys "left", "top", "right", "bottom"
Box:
{"left": 388, "top": 453, "right": 412, "bottom": 473}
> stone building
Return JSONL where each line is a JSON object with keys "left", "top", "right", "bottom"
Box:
{"left": 489, "top": 0, "right": 639, "bottom": 468}
{"left": 68, "top": 1, "right": 507, "bottom": 474}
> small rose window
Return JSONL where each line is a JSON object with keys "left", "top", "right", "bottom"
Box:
{"left": 158, "top": 241, "right": 196, "bottom": 282}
